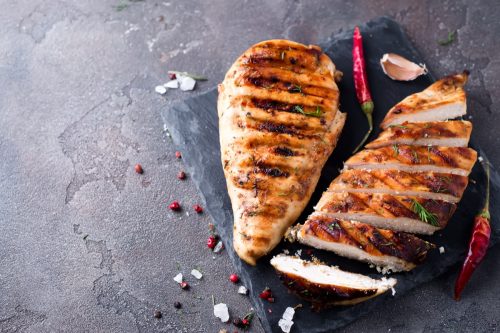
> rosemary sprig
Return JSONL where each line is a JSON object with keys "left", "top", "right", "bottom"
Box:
{"left": 411, "top": 199, "right": 439, "bottom": 227}
{"left": 293, "top": 105, "right": 322, "bottom": 118}
{"left": 291, "top": 85, "right": 302, "bottom": 93}
{"left": 388, "top": 124, "right": 408, "bottom": 129}
{"left": 168, "top": 71, "right": 207, "bottom": 81}
{"left": 392, "top": 144, "right": 399, "bottom": 156}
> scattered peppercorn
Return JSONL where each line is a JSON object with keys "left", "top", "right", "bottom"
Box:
{"left": 207, "top": 235, "right": 217, "bottom": 249}
{"left": 229, "top": 274, "right": 239, "bottom": 283}
{"left": 174, "top": 301, "right": 182, "bottom": 309}
{"left": 154, "top": 310, "right": 162, "bottom": 318}
{"left": 242, "top": 319, "right": 249, "bottom": 325}
{"left": 259, "top": 287, "right": 273, "bottom": 302}
{"left": 177, "top": 171, "right": 186, "bottom": 180}
{"left": 193, "top": 204, "right": 203, "bottom": 213}
{"left": 169, "top": 72, "right": 177, "bottom": 80}
{"left": 180, "top": 281, "right": 189, "bottom": 290}
{"left": 175, "top": 151, "right": 182, "bottom": 159}
{"left": 134, "top": 164, "right": 144, "bottom": 174}
{"left": 169, "top": 201, "right": 181, "bottom": 211}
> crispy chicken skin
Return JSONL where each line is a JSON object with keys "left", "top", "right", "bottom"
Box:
{"left": 218, "top": 40, "right": 345, "bottom": 265}
{"left": 380, "top": 71, "right": 469, "bottom": 128}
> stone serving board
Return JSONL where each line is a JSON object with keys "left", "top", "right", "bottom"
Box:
{"left": 161, "top": 17, "right": 500, "bottom": 333}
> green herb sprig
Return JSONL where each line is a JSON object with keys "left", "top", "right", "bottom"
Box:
{"left": 438, "top": 31, "right": 456, "bottom": 46}
{"left": 411, "top": 199, "right": 439, "bottom": 227}
{"left": 293, "top": 105, "right": 322, "bottom": 118}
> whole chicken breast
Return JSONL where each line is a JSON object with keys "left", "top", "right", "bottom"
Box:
{"left": 218, "top": 40, "right": 346, "bottom": 265}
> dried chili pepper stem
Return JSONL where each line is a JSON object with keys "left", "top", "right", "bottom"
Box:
{"left": 352, "top": 26, "right": 375, "bottom": 154}
{"left": 454, "top": 159, "right": 491, "bottom": 300}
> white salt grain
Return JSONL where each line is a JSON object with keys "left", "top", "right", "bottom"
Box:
{"left": 478, "top": 156, "right": 484, "bottom": 162}
{"left": 155, "top": 85, "right": 167, "bottom": 95}
{"left": 278, "top": 319, "right": 294, "bottom": 333}
{"left": 238, "top": 286, "right": 248, "bottom": 295}
{"left": 179, "top": 76, "right": 196, "bottom": 91}
{"left": 165, "top": 80, "right": 179, "bottom": 89}
{"left": 213, "top": 303, "right": 229, "bottom": 322}
{"left": 282, "top": 307, "right": 295, "bottom": 321}
{"left": 213, "top": 241, "right": 224, "bottom": 253}
{"left": 439, "top": 246, "right": 445, "bottom": 254}
{"left": 173, "top": 273, "right": 183, "bottom": 284}
{"left": 191, "top": 269, "right": 203, "bottom": 280}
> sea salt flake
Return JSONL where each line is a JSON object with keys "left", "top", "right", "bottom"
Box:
{"left": 191, "top": 269, "right": 203, "bottom": 280}
{"left": 213, "top": 241, "right": 224, "bottom": 253}
{"left": 173, "top": 273, "right": 183, "bottom": 284}
{"left": 213, "top": 303, "right": 230, "bottom": 322}
{"left": 155, "top": 85, "right": 167, "bottom": 95}
{"left": 238, "top": 286, "right": 248, "bottom": 295}
{"left": 295, "top": 249, "right": 302, "bottom": 257}
{"left": 278, "top": 318, "right": 294, "bottom": 333}
{"left": 478, "top": 156, "right": 484, "bottom": 162}
{"left": 282, "top": 307, "right": 295, "bottom": 321}
{"left": 439, "top": 246, "right": 445, "bottom": 254}
{"left": 179, "top": 76, "right": 196, "bottom": 91}
{"left": 165, "top": 80, "right": 179, "bottom": 89}
{"left": 391, "top": 287, "right": 396, "bottom": 296}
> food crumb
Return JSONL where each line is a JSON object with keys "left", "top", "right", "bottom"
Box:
{"left": 191, "top": 269, "right": 203, "bottom": 280}
{"left": 155, "top": 85, "right": 167, "bottom": 95}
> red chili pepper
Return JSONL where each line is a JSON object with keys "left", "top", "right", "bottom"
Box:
{"left": 352, "top": 26, "right": 374, "bottom": 153}
{"left": 454, "top": 160, "right": 491, "bottom": 300}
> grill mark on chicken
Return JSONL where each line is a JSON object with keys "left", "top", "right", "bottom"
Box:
{"left": 272, "top": 146, "right": 296, "bottom": 157}
{"left": 254, "top": 161, "right": 290, "bottom": 178}
{"left": 250, "top": 97, "right": 327, "bottom": 118}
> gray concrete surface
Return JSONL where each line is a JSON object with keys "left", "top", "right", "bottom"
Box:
{"left": 0, "top": 0, "right": 499, "bottom": 332}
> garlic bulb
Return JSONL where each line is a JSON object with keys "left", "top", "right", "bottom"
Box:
{"left": 380, "top": 53, "right": 427, "bottom": 81}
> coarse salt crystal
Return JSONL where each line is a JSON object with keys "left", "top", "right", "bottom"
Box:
{"left": 191, "top": 269, "right": 203, "bottom": 279}
{"left": 478, "top": 156, "right": 484, "bottom": 162}
{"left": 155, "top": 85, "right": 167, "bottom": 95}
{"left": 213, "top": 303, "right": 230, "bottom": 322}
{"left": 238, "top": 286, "right": 248, "bottom": 295}
{"left": 165, "top": 80, "right": 179, "bottom": 89}
{"left": 213, "top": 241, "right": 224, "bottom": 253}
{"left": 282, "top": 307, "right": 295, "bottom": 321}
{"left": 173, "top": 273, "right": 183, "bottom": 284}
{"left": 278, "top": 318, "right": 294, "bottom": 333}
{"left": 391, "top": 287, "right": 396, "bottom": 296}
{"left": 295, "top": 249, "right": 302, "bottom": 257}
{"left": 179, "top": 76, "right": 196, "bottom": 91}
{"left": 439, "top": 246, "right": 445, "bottom": 254}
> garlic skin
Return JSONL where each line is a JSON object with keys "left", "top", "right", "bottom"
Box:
{"left": 380, "top": 53, "right": 428, "bottom": 81}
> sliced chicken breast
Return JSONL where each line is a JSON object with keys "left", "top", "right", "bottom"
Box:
{"left": 219, "top": 40, "right": 346, "bottom": 265}
{"left": 315, "top": 191, "right": 456, "bottom": 234}
{"left": 328, "top": 169, "right": 468, "bottom": 203}
{"left": 380, "top": 71, "right": 469, "bottom": 128}
{"left": 288, "top": 214, "right": 435, "bottom": 272}
{"left": 271, "top": 255, "right": 397, "bottom": 307}
{"left": 345, "top": 145, "right": 477, "bottom": 176}
{"left": 366, "top": 120, "right": 472, "bottom": 149}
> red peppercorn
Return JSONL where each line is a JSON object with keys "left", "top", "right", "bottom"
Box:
{"left": 193, "top": 204, "right": 203, "bottom": 213}
{"left": 229, "top": 274, "right": 239, "bottom": 283}
{"left": 134, "top": 164, "right": 144, "bottom": 174}
{"left": 207, "top": 235, "right": 217, "bottom": 249}
{"left": 177, "top": 171, "right": 186, "bottom": 180}
{"left": 169, "top": 72, "right": 177, "bottom": 80}
{"left": 259, "top": 288, "right": 272, "bottom": 300}
{"left": 267, "top": 297, "right": 275, "bottom": 303}
{"left": 175, "top": 151, "right": 182, "bottom": 159}
{"left": 180, "top": 281, "right": 189, "bottom": 289}
{"left": 242, "top": 319, "right": 249, "bottom": 325}
{"left": 169, "top": 201, "right": 181, "bottom": 211}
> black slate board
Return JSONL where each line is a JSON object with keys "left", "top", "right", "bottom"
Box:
{"left": 162, "top": 17, "right": 500, "bottom": 333}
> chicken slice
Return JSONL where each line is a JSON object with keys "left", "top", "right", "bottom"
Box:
{"left": 315, "top": 191, "right": 456, "bottom": 234}
{"left": 287, "top": 213, "right": 435, "bottom": 272}
{"left": 380, "top": 71, "right": 468, "bottom": 128}
{"left": 219, "top": 39, "right": 346, "bottom": 265}
{"left": 328, "top": 169, "right": 468, "bottom": 203}
{"left": 366, "top": 120, "right": 472, "bottom": 149}
{"left": 270, "top": 254, "right": 397, "bottom": 308}
{"left": 344, "top": 145, "right": 477, "bottom": 176}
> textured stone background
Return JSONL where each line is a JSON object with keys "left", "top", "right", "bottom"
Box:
{"left": 0, "top": 1, "right": 499, "bottom": 332}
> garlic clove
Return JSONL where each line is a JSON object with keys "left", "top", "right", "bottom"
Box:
{"left": 380, "top": 53, "right": 428, "bottom": 81}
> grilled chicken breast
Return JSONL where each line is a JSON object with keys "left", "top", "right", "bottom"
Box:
{"left": 287, "top": 214, "right": 435, "bottom": 272}
{"left": 380, "top": 71, "right": 468, "bottom": 128}
{"left": 366, "top": 121, "right": 472, "bottom": 149}
{"left": 271, "top": 255, "right": 397, "bottom": 307}
{"left": 219, "top": 40, "right": 346, "bottom": 265}
{"left": 315, "top": 191, "right": 456, "bottom": 234}
{"left": 328, "top": 169, "right": 469, "bottom": 203}
{"left": 345, "top": 145, "right": 477, "bottom": 176}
